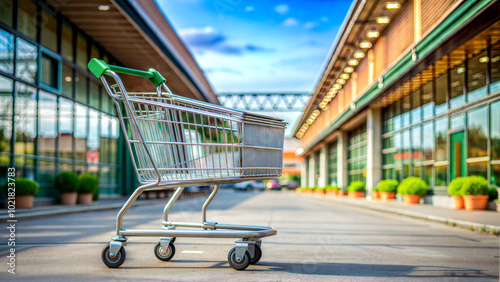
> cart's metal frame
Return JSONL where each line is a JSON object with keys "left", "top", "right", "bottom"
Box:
{"left": 90, "top": 59, "right": 283, "bottom": 270}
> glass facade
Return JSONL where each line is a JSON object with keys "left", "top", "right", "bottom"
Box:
{"left": 381, "top": 40, "right": 500, "bottom": 188}
{"left": 328, "top": 141, "right": 337, "bottom": 186}
{"left": 347, "top": 126, "right": 366, "bottom": 184}
{"left": 0, "top": 0, "right": 122, "bottom": 198}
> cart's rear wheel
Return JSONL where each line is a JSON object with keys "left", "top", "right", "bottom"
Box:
{"left": 250, "top": 244, "right": 262, "bottom": 264}
{"left": 102, "top": 245, "right": 126, "bottom": 268}
{"left": 228, "top": 247, "right": 251, "bottom": 270}
{"left": 154, "top": 241, "right": 175, "bottom": 261}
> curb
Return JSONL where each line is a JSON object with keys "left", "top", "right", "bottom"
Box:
{"left": 304, "top": 194, "right": 500, "bottom": 233}
{"left": 1, "top": 193, "right": 209, "bottom": 221}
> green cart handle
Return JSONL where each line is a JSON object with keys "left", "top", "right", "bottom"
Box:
{"left": 88, "top": 58, "right": 166, "bottom": 87}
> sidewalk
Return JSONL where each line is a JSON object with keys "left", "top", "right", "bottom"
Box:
{"left": 303, "top": 193, "right": 500, "bottom": 234}
{"left": 0, "top": 191, "right": 209, "bottom": 221}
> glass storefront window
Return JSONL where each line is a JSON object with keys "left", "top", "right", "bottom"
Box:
{"left": 491, "top": 44, "right": 500, "bottom": 93}
{"left": 74, "top": 103, "right": 87, "bottom": 162}
{"left": 467, "top": 106, "right": 488, "bottom": 158}
{"left": 38, "top": 91, "right": 57, "bottom": 158}
{"left": 0, "top": 0, "right": 13, "bottom": 27}
{"left": 40, "top": 53, "right": 59, "bottom": 89}
{"left": 41, "top": 10, "right": 58, "bottom": 52}
{"left": 328, "top": 141, "right": 337, "bottom": 185}
{"left": 16, "top": 38, "right": 38, "bottom": 84}
{"left": 423, "top": 165, "right": 433, "bottom": 186}
{"left": 435, "top": 73, "right": 448, "bottom": 115}
{"left": 393, "top": 101, "right": 401, "bottom": 131}
{"left": 412, "top": 126, "right": 421, "bottom": 165}
{"left": 411, "top": 89, "right": 421, "bottom": 124}
{"left": 467, "top": 52, "right": 488, "bottom": 102}
{"left": 18, "top": 0, "right": 37, "bottom": 40}
{"left": 76, "top": 72, "right": 87, "bottom": 103}
{"left": 401, "top": 96, "right": 410, "bottom": 128}
{"left": 62, "top": 64, "right": 73, "bottom": 97}
{"left": 90, "top": 80, "right": 100, "bottom": 108}
{"left": 0, "top": 28, "right": 14, "bottom": 74}
{"left": 467, "top": 161, "right": 487, "bottom": 179}
{"left": 14, "top": 83, "right": 36, "bottom": 164}
{"left": 450, "top": 114, "right": 464, "bottom": 130}
{"left": 450, "top": 65, "right": 465, "bottom": 109}
{"left": 422, "top": 81, "right": 434, "bottom": 120}
{"left": 436, "top": 165, "right": 447, "bottom": 186}
{"left": 492, "top": 101, "right": 500, "bottom": 160}
{"left": 435, "top": 117, "right": 447, "bottom": 161}
{"left": 88, "top": 109, "right": 100, "bottom": 151}
{"left": 38, "top": 160, "right": 56, "bottom": 196}
{"left": 0, "top": 76, "right": 13, "bottom": 165}
{"left": 76, "top": 32, "right": 88, "bottom": 69}
{"left": 61, "top": 21, "right": 73, "bottom": 62}
{"left": 422, "top": 122, "right": 434, "bottom": 161}
{"left": 59, "top": 98, "right": 73, "bottom": 161}
{"left": 402, "top": 130, "right": 410, "bottom": 177}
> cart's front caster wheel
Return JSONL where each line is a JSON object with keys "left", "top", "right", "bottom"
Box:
{"left": 154, "top": 241, "right": 175, "bottom": 261}
{"left": 228, "top": 247, "right": 251, "bottom": 270}
{"left": 250, "top": 244, "right": 262, "bottom": 264}
{"left": 102, "top": 245, "right": 126, "bottom": 268}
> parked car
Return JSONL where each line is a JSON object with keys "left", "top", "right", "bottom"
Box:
{"left": 233, "top": 180, "right": 266, "bottom": 191}
{"left": 287, "top": 181, "right": 299, "bottom": 190}
{"left": 185, "top": 185, "right": 211, "bottom": 192}
{"left": 266, "top": 179, "right": 282, "bottom": 190}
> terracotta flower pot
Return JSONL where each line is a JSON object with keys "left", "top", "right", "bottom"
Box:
{"left": 61, "top": 192, "right": 77, "bottom": 206}
{"left": 325, "top": 190, "right": 336, "bottom": 196}
{"left": 314, "top": 190, "right": 325, "bottom": 196}
{"left": 380, "top": 192, "right": 396, "bottom": 201}
{"left": 16, "top": 195, "right": 34, "bottom": 209}
{"left": 77, "top": 193, "right": 93, "bottom": 205}
{"left": 348, "top": 191, "right": 365, "bottom": 198}
{"left": 451, "top": 196, "right": 464, "bottom": 209}
{"left": 403, "top": 195, "right": 421, "bottom": 205}
{"left": 463, "top": 195, "right": 488, "bottom": 211}
{"left": 372, "top": 191, "right": 379, "bottom": 200}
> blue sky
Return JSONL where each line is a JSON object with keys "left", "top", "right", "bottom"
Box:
{"left": 156, "top": 0, "right": 353, "bottom": 94}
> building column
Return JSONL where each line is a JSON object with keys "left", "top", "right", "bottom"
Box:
{"left": 366, "top": 108, "right": 382, "bottom": 197}
{"left": 319, "top": 144, "right": 328, "bottom": 187}
{"left": 301, "top": 156, "right": 308, "bottom": 188}
{"left": 337, "top": 131, "right": 348, "bottom": 190}
{"left": 308, "top": 154, "right": 316, "bottom": 188}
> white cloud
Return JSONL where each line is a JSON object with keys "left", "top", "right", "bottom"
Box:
{"left": 245, "top": 6, "right": 254, "bottom": 12}
{"left": 320, "top": 17, "right": 328, "bottom": 23}
{"left": 304, "top": 22, "right": 317, "bottom": 29}
{"left": 275, "top": 4, "right": 289, "bottom": 15}
{"left": 282, "top": 17, "right": 300, "bottom": 27}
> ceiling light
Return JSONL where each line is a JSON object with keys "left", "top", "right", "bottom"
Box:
{"left": 64, "top": 76, "right": 72, "bottom": 82}
{"left": 306, "top": 118, "right": 314, "bottom": 125}
{"left": 348, "top": 59, "right": 359, "bottom": 66}
{"left": 323, "top": 96, "right": 332, "bottom": 102}
{"left": 311, "top": 110, "right": 320, "bottom": 117}
{"left": 340, "top": 73, "right": 350, "bottom": 80}
{"left": 344, "top": 67, "right": 354, "bottom": 73}
{"left": 376, "top": 16, "right": 390, "bottom": 24}
{"left": 367, "top": 30, "right": 380, "bottom": 38}
{"left": 360, "top": 41, "right": 372, "bottom": 49}
{"left": 479, "top": 56, "right": 489, "bottom": 63}
{"left": 98, "top": 5, "right": 110, "bottom": 11}
{"left": 295, "top": 147, "right": 304, "bottom": 155}
{"left": 385, "top": 2, "right": 400, "bottom": 9}
{"left": 296, "top": 133, "right": 303, "bottom": 138}
{"left": 319, "top": 102, "right": 327, "bottom": 109}
{"left": 333, "top": 84, "right": 342, "bottom": 90}
{"left": 328, "top": 88, "right": 338, "bottom": 94}
{"left": 326, "top": 92, "right": 336, "bottom": 98}
{"left": 337, "top": 79, "right": 346, "bottom": 85}
{"left": 457, "top": 67, "right": 466, "bottom": 74}
{"left": 353, "top": 51, "right": 365, "bottom": 59}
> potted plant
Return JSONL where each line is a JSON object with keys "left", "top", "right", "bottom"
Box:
{"left": 347, "top": 181, "right": 365, "bottom": 198}
{"left": 460, "top": 176, "right": 489, "bottom": 211}
{"left": 324, "top": 185, "right": 338, "bottom": 196}
{"left": 398, "top": 177, "right": 428, "bottom": 205}
{"left": 337, "top": 187, "right": 346, "bottom": 197}
{"left": 57, "top": 171, "right": 79, "bottom": 206}
{"left": 448, "top": 177, "right": 466, "bottom": 209}
{"left": 372, "top": 187, "right": 380, "bottom": 200}
{"left": 313, "top": 187, "right": 325, "bottom": 196}
{"left": 78, "top": 173, "right": 98, "bottom": 205}
{"left": 3, "top": 178, "right": 39, "bottom": 209}
{"left": 377, "top": 179, "right": 398, "bottom": 201}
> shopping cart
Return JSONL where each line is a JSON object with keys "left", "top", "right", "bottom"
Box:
{"left": 88, "top": 59, "right": 286, "bottom": 270}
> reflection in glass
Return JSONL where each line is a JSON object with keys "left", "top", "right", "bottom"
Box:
{"left": 61, "top": 21, "right": 73, "bottom": 61}
{"left": 0, "top": 0, "right": 13, "bottom": 27}
{"left": 467, "top": 161, "right": 487, "bottom": 179}
{"left": 76, "top": 73, "right": 87, "bottom": 103}
{"left": 0, "top": 76, "right": 13, "bottom": 165}
{"left": 436, "top": 165, "right": 447, "bottom": 186}
{"left": 38, "top": 91, "right": 57, "bottom": 158}
{"left": 422, "top": 81, "right": 434, "bottom": 120}
{"left": 14, "top": 83, "right": 36, "bottom": 166}
{"left": 76, "top": 33, "right": 88, "bottom": 69}
{"left": 0, "top": 28, "right": 14, "bottom": 74}
{"left": 492, "top": 101, "right": 500, "bottom": 160}
{"left": 18, "top": 0, "right": 37, "bottom": 40}
{"left": 90, "top": 80, "right": 100, "bottom": 108}
{"left": 401, "top": 96, "right": 410, "bottom": 128}
{"left": 435, "top": 117, "right": 447, "bottom": 161}
{"left": 412, "top": 126, "right": 421, "bottom": 165}
{"left": 41, "top": 53, "right": 59, "bottom": 89}
{"left": 422, "top": 122, "right": 434, "bottom": 161}
{"left": 492, "top": 165, "right": 500, "bottom": 187}
{"left": 423, "top": 165, "right": 433, "bottom": 186}
{"left": 467, "top": 52, "right": 488, "bottom": 102}
{"left": 402, "top": 130, "right": 410, "bottom": 178}
{"left": 491, "top": 44, "right": 500, "bottom": 93}
{"left": 16, "top": 38, "right": 38, "bottom": 83}
{"left": 411, "top": 89, "right": 421, "bottom": 124}
{"left": 467, "top": 106, "right": 488, "bottom": 158}
{"left": 450, "top": 66, "right": 465, "bottom": 109}
{"left": 74, "top": 103, "right": 87, "bottom": 161}
{"left": 41, "top": 10, "right": 58, "bottom": 52}
{"left": 450, "top": 114, "right": 464, "bottom": 130}
{"left": 435, "top": 73, "right": 448, "bottom": 115}
{"left": 62, "top": 64, "right": 73, "bottom": 97}
{"left": 59, "top": 98, "right": 73, "bottom": 161}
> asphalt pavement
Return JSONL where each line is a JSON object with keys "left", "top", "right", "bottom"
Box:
{"left": 0, "top": 190, "right": 498, "bottom": 281}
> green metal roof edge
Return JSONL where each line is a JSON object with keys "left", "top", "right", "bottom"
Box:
{"left": 302, "top": 0, "right": 492, "bottom": 154}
